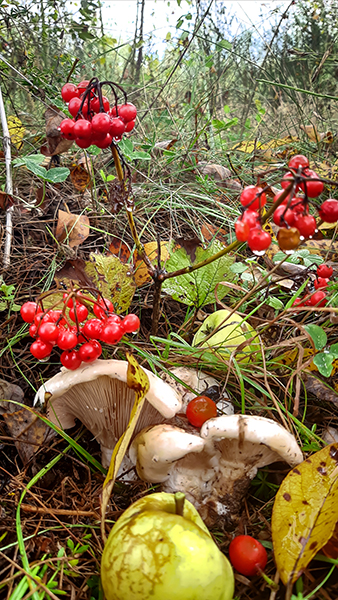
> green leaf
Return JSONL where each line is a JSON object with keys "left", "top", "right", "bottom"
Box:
{"left": 25, "top": 161, "right": 48, "bottom": 179}
{"left": 162, "top": 240, "right": 235, "bottom": 308}
{"left": 44, "top": 167, "right": 70, "bottom": 183}
{"left": 304, "top": 254, "right": 323, "bottom": 267}
{"left": 304, "top": 324, "right": 327, "bottom": 350}
{"left": 230, "top": 262, "right": 247, "bottom": 274}
{"left": 267, "top": 296, "right": 284, "bottom": 310}
{"left": 212, "top": 117, "right": 238, "bottom": 132}
{"left": 131, "top": 151, "right": 151, "bottom": 161}
{"left": 84, "top": 253, "right": 135, "bottom": 314}
{"left": 329, "top": 343, "right": 338, "bottom": 359}
{"left": 13, "top": 154, "right": 45, "bottom": 167}
{"left": 0, "top": 301, "right": 7, "bottom": 311}
{"left": 87, "top": 145, "right": 101, "bottom": 155}
{"left": 312, "top": 353, "right": 334, "bottom": 378}
{"left": 224, "top": 105, "right": 230, "bottom": 114}
{"left": 219, "top": 39, "right": 232, "bottom": 50}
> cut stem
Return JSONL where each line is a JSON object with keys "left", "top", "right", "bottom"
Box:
{"left": 174, "top": 492, "right": 185, "bottom": 517}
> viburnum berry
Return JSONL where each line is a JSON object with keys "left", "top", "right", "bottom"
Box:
{"left": 75, "top": 137, "right": 92, "bottom": 149}
{"left": 82, "top": 318, "right": 104, "bottom": 339}
{"left": 292, "top": 298, "right": 304, "bottom": 307}
{"left": 91, "top": 96, "right": 110, "bottom": 113}
{"left": 92, "top": 113, "right": 111, "bottom": 134}
{"left": 38, "top": 322, "right": 60, "bottom": 343}
{"left": 78, "top": 341, "right": 101, "bottom": 362}
{"left": 60, "top": 118, "right": 75, "bottom": 140}
{"left": 57, "top": 330, "right": 77, "bottom": 350}
{"left": 118, "top": 103, "right": 137, "bottom": 122}
{"left": 60, "top": 350, "right": 82, "bottom": 370}
{"left": 186, "top": 396, "right": 217, "bottom": 428}
{"left": 281, "top": 171, "right": 299, "bottom": 191}
{"left": 121, "top": 314, "right": 140, "bottom": 333}
{"left": 29, "top": 323, "right": 38, "bottom": 337}
{"left": 93, "top": 298, "right": 114, "bottom": 319}
{"left": 61, "top": 83, "right": 79, "bottom": 103}
{"left": 247, "top": 228, "right": 271, "bottom": 254}
{"left": 110, "top": 118, "right": 125, "bottom": 137}
{"left": 69, "top": 326, "right": 86, "bottom": 344}
{"left": 77, "top": 80, "right": 90, "bottom": 94}
{"left": 277, "top": 227, "right": 300, "bottom": 252}
{"left": 317, "top": 264, "right": 333, "bottom": 278}
{"left": 107, "top": 314, "right": 121, "bottom": 324}
{"left": 94, "top": 133, "right": 113, "bottom": 149}
{"left": 273, "top": 205, "right": 295, "bottom": 227}
{"left": 293, "top": 214, "right": 317, "bottom": 238}
{"left": 73, "top": 120, "right": 92, "bottom": 139}
{"left": 20, "top": 301, "right": 40, "bottom": 323}
{"left": 289, "top": 197, "right": 308, "bottom": 214}
{"left": 125, "top": 120, "right": 136, "bottom": 133}
{"left": 229, "top": 535, "right": 268, "bottom": 577}
{"left": 100, "top": 323, "right": 123, "bottom": 344}
{"left": 288, "top": 154, "right": 309, "bottom": 170}
{"left": 68, "top": 97, "right": 82, "bottom": 118}
{"left": 241, "top": 210, "right": 259, "bottom": 229}
{"left": 30, "top": 339, "right": 53, "bottom": 360}
{"left": 240, "top": 186, "right": 266, "bottom": 211}
{"left": 310, "top": 290, "right": 327, "bottom": 307}
{"left": 69, "top": 303, "right": 89, "bottom": 323}
{"left": 314, "top": 277, "right": 330, "bottom": 290}
{"left": 300, "top": 169, "right": 324, "bottom": 197}
{"left": 318, "top": 199, "right": 338, "bottom": 223}
{"left": 235, "top": 219, "right": 250, "bottom": 242}
{"left": 273, "top": 191, "right": 290, "bottom": 205}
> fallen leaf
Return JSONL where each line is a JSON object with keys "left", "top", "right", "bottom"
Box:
{"left": 0, "top": 191, "right": 14, "bottom": 210}
{"left": 321, "top": 521, "right": 338, "bottom": 560}
{"left": 271, "top": 444, "right": 338, "bottom": 585}
{"left": 266, "top": 238, "right": 338, "bottom": 263}
{"left": 301, "top": 124, "right": 333, "bottom": 144}
{"left": 85, "top": 253, "right": 135, "bottom": 313}
{"left": 108, "top": 238, "right": 132, "bottom": 264}
{"left": 2, "top": 405, "right": 53, "bottom": 466}
{"left": 101, "top": 353, "right": 150, "bottom": 539}
{"left": 152, "top": 139, "right": 178, "bottom": 155}
{"left": 197, "top": 162, "right": 231, "bottom": 181}
{"left": 200, "top": 223, "right": 227, "bottom": 245}
{"left": 55, "top": 258, "right": 94, "bottom": 287}
{"left": 7, "top": 115, "right": 24, "bottom": 148}
{"left": 44, "top": 106, "right": 73, "bottom": 156}
{"left": 134, "top": 241, "right": 170, "bottom": 287}
{"left": 55, "top": 209, "right": 90, "bottom": 247}
{"left": 70, "top": 165, "right": 91, "bottom": 191}
{"left": 175, "top": 236, "right": 201, "bottom": 262}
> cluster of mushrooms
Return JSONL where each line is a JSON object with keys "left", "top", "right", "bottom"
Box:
{"left": 35, "top": 360, "right": 303, "bottom": 527}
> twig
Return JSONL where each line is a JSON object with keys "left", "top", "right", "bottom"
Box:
{"left": 0, "top": 83, "right": 14, "bottom": 268}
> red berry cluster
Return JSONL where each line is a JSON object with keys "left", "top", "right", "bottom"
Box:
{"left": 235, "top": 155, "right": 338, "bottom": 255}
{"left": 20, "top": 292, "right": 140, "bottom": 370}
{"left": 292, "top": 264, "right": 333, "bottom": 309}
{"left": 59, "top": 79, "right": 137, "bottom": 149}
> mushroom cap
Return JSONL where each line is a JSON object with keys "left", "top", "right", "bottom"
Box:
{"left": 34, "top": 359, "right": 182, "bottom": 467}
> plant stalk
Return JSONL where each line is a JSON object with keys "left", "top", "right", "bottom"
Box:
{"left": 0, "top": 83, "right": 14, "bottom": 268}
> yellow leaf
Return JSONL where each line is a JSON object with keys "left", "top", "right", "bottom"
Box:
{"left": 134, "top": 241, "right": 170, "bottom": 287}
{"left": 272, "top": 444, "right": 338, "bottom": 585}
{"left": 100, "top": 353, "right": 150, "bottom": 539}
{"left": 7, "top": 115, "right": 24, "bottom": 148}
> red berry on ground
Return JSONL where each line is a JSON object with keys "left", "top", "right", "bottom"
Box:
{"left": 314, "top": 277, "right": 330, "bottom": 290}
{"left": 318, "top": 199, "right": 338, "bottom": 223}
{"left": 121, "top": 314, "right": 140, "bottom": 333}
{"left": 247, "top": 228, "right": 272, "bottom": 253}
{"left": 300, "top": 169, "right": 324, "bottom": 198}
{"left": 30, "top": 339, "right": 53, "bottom": 360}
{"left": 60, "top": 350, "right": 82, "bottom": 370}
{"left": 317, "top": 264, "right": 333, "bottom": 278}
{"left": 186, "top": 396, "right": 217, "bottom": 428}
{"left": 20, "top": 301, "right": 40, "bottom": 323}
{"left": 61, "top": 83, "right": 79, "bottom": 103}
{"left": 240, "top": 186, "right": 266, "bottom": 211}
{"left": 78, "top": 341, "right": 101, "bottom": 362}
{"left": 293, "top": 214, "right": 317, "bottom": 238}
{"left": 229, "top": 535, "right": 268, "bottom": 577}
{"left": 288, "top": 154, "right": 309, "bottom": 170}
{"left": 235, "top": 219, "right": 250, "bottom": 242}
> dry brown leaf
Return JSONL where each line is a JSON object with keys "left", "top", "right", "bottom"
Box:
{"left": 44, "top": 106, "right": 73, "bottom": 156}
{"left": 55, "top": 209, "right": 90, "bottom": 247}
{"left": 2, "top": 406, "right": 54, "bottom": 466}
{"left": 152, "top": 139, "right": 178, "bottom": 155}
{"left": 0, "top": 191, "right": 14, "bottom": 210}
{"left": 108, "top": 238, "right": 132, "bottom": 264}
{"left": 200, "top": 222, "right": 227, "bottom": 245}
{"left": 300, "top": 124, "right": 333, "bottom": 144}
{"left": 134, "top": 242, "right": 170, "bottom": 287}
{"left": 70, "top": 165, "right": 91, "bottom": 191}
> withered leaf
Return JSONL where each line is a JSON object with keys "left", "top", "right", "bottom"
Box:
{"left": 70, "top": 165, "right": 91, "bottom": 192}
{"left": 2, "top": 406, "right": 54, "bottom": 466}
{"left": 108, "top": 237, "right": 132, "bottom": 264}
{"left": 44, "top": 106, "right": 73, "bottom": 156}
{"left": 175, "top": 236, "right": 201, "bottom": 262}
{"left": 0, "top": 191, "right": 14, "bottom": 210}
{"left": 134, "top": 241, "right": 170, "bottom": 287}
{"left": 55, "top": 258, "right": 94, "bottom": 287}
{"left": 55, "top": 209, "right": 90, "bottom": 247}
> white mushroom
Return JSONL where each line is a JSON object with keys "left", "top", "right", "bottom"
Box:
{"left": 130, "top": 414, "right": 303, "bottom": 527}
{"left": 34, "top": 359, "right": 182, "bottom": 468}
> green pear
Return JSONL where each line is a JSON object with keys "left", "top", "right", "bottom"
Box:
{"left": 101, "top": 492, "right": 234, "bottom": 600}
{"left": 192, "top": 308, "right": 259, "bottom": 362}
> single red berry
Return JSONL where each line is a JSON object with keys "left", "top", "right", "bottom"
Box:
{"left": 110, "top": 117, "right": 126, "bottom": 138}
{"left": 73, "top": 119, "right": 93, "bottom": 139}
{"left": 61, "top": 83, "right": 79, "bottom": 103}
{"left": 293, "top": 214, "right": 317, "bottom": 238}
{"left": 310, "top": 290, "right": 327, "bottom": 307}
{"left": 240, "top": 186, "right": 266, "bottom": 211}
{"left": 75, "top": 137, "right": 92, "bottom": 149}
{"left": 300, "top": 169, "right": 324, "bottom": 198}
{"left": 289, "top": 197, "right": 308, "bottom": 214}
{"left": 118, "top": 103, "right": 137, "bottom": 122}
{"left": 318, "top": 199, "right": 338, "bottom": 223}
{"left": 94, "top": 133, "right": 113, "bottom": 149}
{"left": 92, "top": 113, "right": 111, "bottom": 134}
{"left": 60, "top": 118, "right": 76, "bottom": 140}
{"left": 281, "top": 171, "right": 299, "bottom": 191}
{"left": 107, "top": 314, "right": 121, "bottom": 324}
{"left": 90, "top": 340, "right": 102, "bottom": 357}
{"left": 292, "top": 298, "right": 304, "bottom": 307}
{"left": 82, "top": 318, "right": 104, "bottom": 339}
{"left": 69, "top": 326, "right": 86, "bottom": 344}
{"left": 91, "top": 96, "right": 110, "bottom": 113}
{"left": 69, "top": 303, "right": 88, "bottom": 323}
{"left": 60, "top": 350, "right": 82, "bottom": 370}
{"left": 314, "top": 277, "right": 330, "bottom": 290}
{"left": 273, "top": 205, "right": 295, "bottom": 227}
{"left": 57, "top": 330, "right": 78, "bottom": 350}
{"left": 125, "top": 119, "right": 135, "bottom": 133}
{"left": 78, "top": 341, "right": 101, "bottom": 362}
{"left": 34, "top": 312, "right": 46, "bottom": 326}
{"left": 247, "top": 228, "right": 271, "bottom": 253}
{"left": 29, "top": 323, "right": 38, "bottom": 337}
{"left": 30, "top": 339, "right": 53, "bottom": 360}
{"left": 288, "top": 154, "right": 309, "bottom": 170}
{"left": 77, "top": 80, "right": 90, "bottom": 94}
{"left": 317, "top": 264, "right": 333, "bottom": 278}
{"left": 186, "top": 396, "right": 217, "bottom": 428}
{"left": 235, "top": 219, "right": 250, "bottom": 242}
{"left": 20, "top": 301, "right": 40, "bottom": 323}
{"left": 38, "top": 322, "right": 60, "bottom": 343}
{"left": 241, "top": 210, "right": 259, "bottom": 229}
{"left": 229, "top": 535, "right": 268, "bottom": 577}
{"left": 100, "top": 323, "right": 123, "bottom": 344}
{"left": 121, "top": 314, "right": 140, "bottom": 333}
{"left": 93, "top": 298, "right": 114, "bottom": 319}
{"left": 68, "top": 97, "right": 82, "bottom": 118}
{"left": 273, "top": 191, "right": 289, "bottom": 205}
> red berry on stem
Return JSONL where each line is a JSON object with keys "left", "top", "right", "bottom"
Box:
{"left": 94, "top": 133, "right": 113, "bottom": 149}
{"left": 310, "top": 290, "right": 327, "bottom": 307}
{"left": 92, "top": 113, "right": 111, "bottom": 134}
{"left": 300, "top": 169, "right": 324, "bottom": 198}
{"left": 75, "top": 137, "right": 92, "bottom": 149}
{"left": 110, "top": 118, "right": 126, "bottom": 137}
{"left": 125, "top": 120, "right": 135, "bottom": 133}
{"left": 281, "top": 171, "right": 299, "bottom": 191}
{"left": 235, "top": 219, "right": 250, "bottom": 242}
{"left": 273, "top": 205, "right": 295, "bottom": 227}
{"left": 314, "top": 277, "right": 330, "bottom": 290}
{"left": 317, "top": 264, "right": 333, "bottom": 278}
{"left": 242, "top": 210, "right": 259, "bottom": 229}
{"left": 20, "top": 301, "right": 40, "bottom": 323}
{"left": 318, "top": 199, "right": 338, "bottom": 223}
{"left": 186, "top": 396, "right": 217, "bottom": 428}
{"left": 60, "top": 350, "right": 82, "bottom": 370}
{"left": 57, "top": 330, "right": 78, "bottom": 350}
{"left": 78, "top": 341, "right": 101, "bottom": 362}
{"left": 288, "top": 154, "right": 309, "bottom": 170}
{"left": 68, "top": 97, "right": 82, "bottom": 118}
{"left": 293, "top": 214, "right": 317, "bottom": 238}
{"left": 121, "top": 314, "right": 140, "bottom": 333}
{"left": 77, "top": 80, "right": 90, "bottom": 94}
{"left": 38, "top": 322, "right": 60, "bottom": 343}
{"left": 100, "top": 323, "right": 123, "bottom": 344}
{"left": 91, "top": 96, "right": 110, "bottom": 113}
{"left": 69, "top": 303, "right": 88, "bottom": 323}
{"left": 107, "top": 314, "right": 122, "bottom": 324}
{"left": 93, "top": 298, "right": 114, "bottom": 319}
{"left": 240, "top": 186, "right": 266, "bottom": 210}
{"left": 273, "top": 191, "right": 289, "bottom": 205}
{"left": 73, "top": 120, "right": 93, "bottom": 139}
{"left": 118, "top": 103, "right": 137, "bottom": 122}
{"left": 29, "top": 323, "right": 38, "bottom": 337}
{"left": 247, "top": 228, "right": 271, "bottom": 253}
{"left": 82, "top": 318, "right": 104, "bottom": 339}
{"left": 60, "top": 118, "right": 75, "bottom": 140}
{"left": 61, "top": 83, "right": 79, "bottom": 103}
{"left": 30, "top": 339, "right": 53, "bottom": 360}
{"left": 229, "top": 535, "right": 268, "bottom": 577}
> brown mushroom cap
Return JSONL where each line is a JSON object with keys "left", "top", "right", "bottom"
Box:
{"left": 34, "top": 359, "right": 182, "bottom": 467}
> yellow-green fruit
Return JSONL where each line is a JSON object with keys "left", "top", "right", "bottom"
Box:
{"left": 192, "top": 309, "right": 259, "bottom": 361}
{"left": 101, "top": 492, "right": 234, "bottom": 600}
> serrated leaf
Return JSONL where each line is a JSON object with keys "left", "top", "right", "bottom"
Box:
{"left": 304, "top": 324, "right": 327, "bottom": 350}
{"left": 162, "top": 240, "right": 235, "bottom": 308}
{"left": 272, "top": 444, "right": 338, "bottom": 585}
{"left": 101, "top": 353, "right": 150, "bottom": 539}
{"left": 84, "top": 253, "right": 135, "bottom": 314}
{"left": 312, "top": 353, "right": 334, "bottom": 377}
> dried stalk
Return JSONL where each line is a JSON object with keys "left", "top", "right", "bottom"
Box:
{"left": 0, "top": 83, "right": 14, "bottom": 268}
